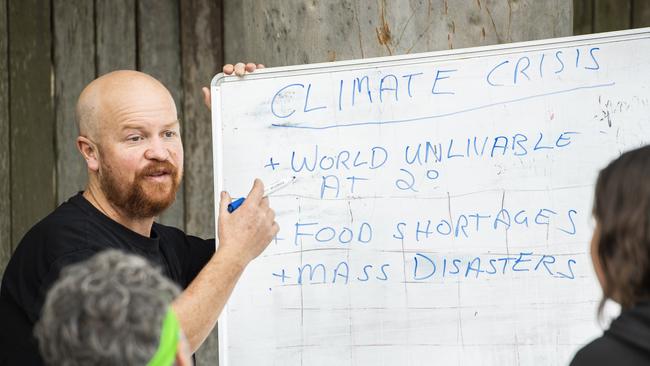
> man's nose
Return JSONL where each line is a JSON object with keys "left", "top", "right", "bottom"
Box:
{"left": 144, "top": 137, "right": 171, "bottom": 161}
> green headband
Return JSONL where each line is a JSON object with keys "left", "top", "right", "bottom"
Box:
{"left": 147, "top": 308, "right": 180, "bottom": 366}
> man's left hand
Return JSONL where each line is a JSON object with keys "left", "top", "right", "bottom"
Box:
{"left": 202, "top": 62, "right": 265, "bottom": 109}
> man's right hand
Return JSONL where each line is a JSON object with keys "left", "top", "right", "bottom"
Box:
{"left": 173, "top": 178, "right": 278, "bottom": 352}
{"left": 216, "top": 179, "right": 278, "bottom": 268}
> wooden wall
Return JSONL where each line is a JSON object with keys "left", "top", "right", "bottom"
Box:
{"left": 224, "top": 0, "right": 572, "bottom": 66}
{"left": 574, "top": 0, "right": 650, "bottom": 34}
{"left": 0, "top": 0, "right": 223, "bottom": 362}
{"left": 0, "top": 0, "right": 223, "bottom": 271}
{"left": 0, "top": 0, "right": 10, "bottom": 286}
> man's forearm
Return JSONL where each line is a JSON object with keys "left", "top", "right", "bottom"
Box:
{"left": 174, "top": 181, "right": 277, "bottom": 352}
{"left": 172, "top": 249, "right": 246, "bottom": 352}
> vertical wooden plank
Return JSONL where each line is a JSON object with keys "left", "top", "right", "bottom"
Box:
{"left": 0, "top": 0, "right": 11, "bottom": 275}
{"left": 632, "top": 0, "right": 650, "bottom": 28}
{"left": 574, "top": 0, "right": 594, "bottom": 35}
{"left": 180, "top": 0, "right": 223, "bottom": 362}
{"left": 8, "top": 0, "right": 55, "bottom": 245}
{"left": 180, "top": 0, "right": 222, "bottom": 239}
{"left": 474, "top": 0, "right": 572, "bottom": 44}
{"left": 138, "top": 0, "right": 185, "bottom": 230}
{"left": 594, "top": 0, "right": 631, "bottom": 32}
{"left": 53, "top": 0, "right": 95, "bottom": 205}
{"left": 96, "top": 0, "right": 136, "bottom": 74}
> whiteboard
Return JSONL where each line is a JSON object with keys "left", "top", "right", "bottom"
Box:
{"left": 211, "top": 28, "right": 650, "bottom": 366}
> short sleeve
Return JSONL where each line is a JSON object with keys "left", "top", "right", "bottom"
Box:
{"left": 181, "top": 235, "right": 216, "bottom": 288}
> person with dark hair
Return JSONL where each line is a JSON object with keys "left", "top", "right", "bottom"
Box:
{"left": 571, "top": 145, "right": 650, "bottom": 365}
{"left": 35, "top": 249, "right": 192, "bottom": 366}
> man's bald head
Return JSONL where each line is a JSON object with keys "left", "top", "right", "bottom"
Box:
{"left": 76, "top": 70, "right": 177, "bottom": 141}
{"left": 75, "top": 70, "right": 183, "bottom": 220}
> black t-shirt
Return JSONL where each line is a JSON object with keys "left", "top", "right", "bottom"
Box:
{"left": 0, "top": 192, "right": 215, "bottom": 365}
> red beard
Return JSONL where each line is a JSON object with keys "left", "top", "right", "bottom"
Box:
{"left": 99, "top": 160, "right": 181, "bottom": 219}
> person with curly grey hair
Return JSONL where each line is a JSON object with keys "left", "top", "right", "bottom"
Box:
{"left": 35, "top": 249, "right": 192, "bottom": 366}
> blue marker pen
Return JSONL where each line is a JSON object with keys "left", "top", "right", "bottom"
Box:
{"left": 227, "top": 176, "right": 296, "bottom": 213}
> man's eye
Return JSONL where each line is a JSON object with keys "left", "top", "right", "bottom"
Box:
{"left": 127, "top": 136, "right": 142, "bottom": 142}
{"left": 164, "top": 131, "right": 177, "bottom": 138}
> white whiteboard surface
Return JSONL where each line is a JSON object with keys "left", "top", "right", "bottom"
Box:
{"left": 211, "top": 28, "right": 650, "bottom": 366}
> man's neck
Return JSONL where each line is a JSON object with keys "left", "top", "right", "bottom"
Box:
{"left": 83, "top": 186, "right": 155, "bottom": 237}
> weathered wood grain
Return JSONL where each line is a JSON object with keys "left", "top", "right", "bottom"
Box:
{"left": 594, "top": 0, "right": 631, "bottom": 32}
{"left": 8, "top": 0, "right": 55, "bottom": 247}
{"left": 180, "top": 1, "right": 224, "bottom": 362}
{"left": 53, "top": 0, "right": 95, "bottom": 205}
{"left": 633, "top": 0, "right": 650, "bottom": 28}
{"left": 223, "top": 0, "right": 572, "bottom": 66}
{"left": 574, "top": 0, "right": 594, "bottom": 35}
{"left": 96, "top": 0, "right": 136, "bottom": 74}
{"left": 180, "top": 0, "right": 222, "bottom": 239}
{"left": 0, "top": 0, "right": 11, "bottom": 275}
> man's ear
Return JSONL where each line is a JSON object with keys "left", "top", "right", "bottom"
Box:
{"left": 76, "top": 136, "right": 100, "bottom": 172}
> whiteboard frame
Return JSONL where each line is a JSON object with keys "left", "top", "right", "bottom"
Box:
{"left": 210, "top": 26, "right": 650, "bottom": 366}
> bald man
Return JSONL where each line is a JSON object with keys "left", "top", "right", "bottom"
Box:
{"left": 0, "top": 65, "right": 270, "bottom": 365}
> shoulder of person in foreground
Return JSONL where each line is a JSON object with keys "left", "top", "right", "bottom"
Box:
{"left": 570, "top": 332, "right": 650, "bottom": 366}
{"left": 570, "top": 336, "right": 611, "bottom": 366}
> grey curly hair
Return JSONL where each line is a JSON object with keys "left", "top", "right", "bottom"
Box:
{"left": 34, "top": 249, "right": 181, "bottom": 366}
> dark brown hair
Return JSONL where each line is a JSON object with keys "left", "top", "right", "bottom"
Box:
{"left": 594, "top": 145, "right": 650, "bottom": 312}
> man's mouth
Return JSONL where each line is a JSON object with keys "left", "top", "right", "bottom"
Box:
{"left": 139, "top": 161, "right": 177, "bottom": 184}
{"left": 148, "top": 170, "right": 170, "bottom": 177}
{"left": 143, "top": 168, "right": 173, "bottom": 181}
